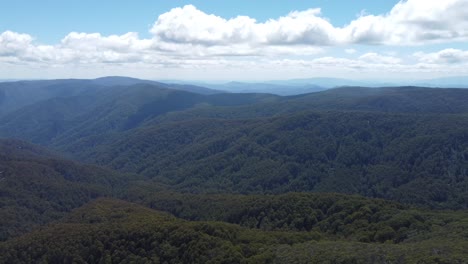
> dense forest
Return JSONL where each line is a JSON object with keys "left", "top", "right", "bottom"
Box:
{"left": 72, "top": 111, "right": 468, "bottom": 209}
{"left": 1, "top": 78, "right": 468, "bottom": 263}
{"left": 0, "top": 139, "right": 136, "bottom": 241}
{"left": 2, "top": 198, "right": 468, "bottom": 263}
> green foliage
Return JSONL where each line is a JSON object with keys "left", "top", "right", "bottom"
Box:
{"left": 2, "top": 84, "right": 468, "bottom": 262}
{"left": 72, "top": 111, "right": 468, "bottom": 209}
{"left": 0, "top": 139, "right": 135, "bottom": 241}
{"left": 0, "top": 199, "right": 314, "bottom": 264}
{"left": 124, "top": 190, "right": 468, "bottom": 244}
{"left": 2, "top": 85, "right": 468, "bottom": 209}
{"left": 1, "top": 198, "right": 467, "bottom": 264}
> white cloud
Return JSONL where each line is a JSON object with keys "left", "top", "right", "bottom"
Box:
{"left": 150, "top": 5, "right": 258, "bottom": 45}
{"left": 2, "top": 1, "right": 468, "bottom": 79}
{"left": 359, "top": 52, "right": 402, "bottom": 64}
{"left": 414, "top": 49, "right": 468, "bottom": 64}
{"left": 61, "top": 32, "right": 151, "bottom": 52}
{"left": 151, "top": 1, "right": 468, "bottom": 47}
{"left": 260, "top": 8, "right": 339, "bottom": 45}
{"left": 150, "top": 5, "right": 342, "bottom": 47}
{"left": 0, "top": 31, "right": 34, "bottom": 56}
{"left": 344, "top": 0, "right": 468, "bottom": 45}
{"left": 150, "top": 5, "right": 339, "bottom": 46}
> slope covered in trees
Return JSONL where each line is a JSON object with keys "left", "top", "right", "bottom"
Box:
{"left": 4, "top": 85, "right": 468, "bottom": 148}
{"left": 1, "top": 198, "right": 467, "bottom": 263}
{"left": 1, "top": 84, "right": 468, "bottom": 209}
{"left": 65, "top": 111, "right": 468, "bottom": 209}
{"left": 1, "top": 79, "right": 468, "bottom": 262}
{"left": 0, "top": 83, "right": 278, "bottom": 145}
{"left": 0, "top": 139, "right": 135, "bottom": 241}
{"left": 148, "top": 86, "right": 468, "bottom": 124}
{"left": 0, "top": 77, "right": 220, "bottom": 116}
{"left": 125, "top": 191, "right": 468, "bottom": 243}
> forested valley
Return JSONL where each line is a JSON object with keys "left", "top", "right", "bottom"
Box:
{"left": 1, "top": 78, "right": 468, "bottom": 263}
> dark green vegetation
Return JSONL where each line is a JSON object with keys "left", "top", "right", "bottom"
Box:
{"left": 1, "top": 78, "right": 468, "bottom": 263}
{"left": 128, "top": 191, "right": 468, "bottom": 243}
{"left": 0, "top": 77, "right": 219, "bottom": 116}
{"left": 76, "top": 111, "right": 468, "bottom": 209}
{"left": 1, "top": 84, "right": 468, "bottom": 209}
{"left": 1, "top": 198, "right": 467, "bottom": 263}
{"left": 0, "top": 139, "right": 135, "bottom": 241}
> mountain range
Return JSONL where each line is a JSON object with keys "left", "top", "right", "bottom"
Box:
{"left": 1, "top": 76, "right": 468, "bottom": 263}
{"left": 164, "top": 76, "right": 468, "bottom": 95}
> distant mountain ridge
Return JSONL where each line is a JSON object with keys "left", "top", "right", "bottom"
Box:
{"left": 198, "top": 81, "right": 327, "bottom": 95}
{"left": 93, "top": 76, "right": 223, "bottom": 94}
{"left": 0, "top": 76, "right": 221, "bottom": 116}
{"left": 163, "top": 76, "right": 468, "bottom": 96}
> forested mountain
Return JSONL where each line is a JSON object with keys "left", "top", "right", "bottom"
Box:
{"left": 1, "top": 78, "right": 468, "bottom": 262}
{"left": 92, "top": 76, "right": 222, "bottom": 95}
{"left": 2, "top": 198, "right": 467, "bottom": 263}
{"left": 1, "top": 83, "right": 468, "bottom": 209}
{"left": 0, "top": 83, "right": 277, "bottom": 145}
{"left": 56, "top": 111, "right": 468, "bottom": 209}
{"left": 200, "top": 81, "right": 327, "bottom": 95}
{"left": 4, "top": 84, "right": 468, "bottom": 147}
{"left": 290, "top": 86, "right": 468, "bottom": 114}
{"left": 0, "top": 138, "right": 57, "bottom": 159}
{"left": 126, "top": 191, "right": 465, "bottom": 241}
{"left": 119, "top": 86, "right": 468, "bottom": 128}
{"left": 0, "top": 139, "right": 136, "bottom": 241}
{"left": 3, "top": 139, "right": 467, "bottom": 263}
{"left": 0, "top": 77, "right": 220, "bottom": 117}
{"left": 0, "top": 79, "right": 100, "bottom": 116}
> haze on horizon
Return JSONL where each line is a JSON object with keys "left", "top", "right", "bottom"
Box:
{"left": 1, "top": 0, "right": 468, "bottom": 81}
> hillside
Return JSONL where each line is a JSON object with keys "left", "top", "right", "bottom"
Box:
{"left": 65, "top": 111, "right": 468, "bottom": 209}
{"left": 2, "top": 85, "right": 468, "bottom": 209}
{"left": 202, "top": 81, "right": 327, "bottom": 95}
{"left": 290, "top": 87, "right": 468, "bottom": 114}
{"left": 0, "top": 138, "right": 57, "bottom": 159}
{"left": 0, "top": 139, "right": 135, "bottom": 241}
{"left": 0, "top": 83, "right": 278, "bottom": 145}
{"left": 2, "top": 80, "right": 468, "bottom": 262}
{"left": 0, "top": 77, "right": 220, "bottom": 117}
{"left": 0, "top": 198, "right": 319, "bottom": 264}
{"left": 126, "top": 191, "right": 466, "bottom": 242}
{"left": 1, "top": 198, "right": 467, "bottom": 263}
{"left": 5, "top": 0, "right": 468, "bottom": 261}
{"left": 154, "top": 86, "right": 468, "bottom": 124}
{"left": 4, "top": 85, "right": 468, "bottom": 148}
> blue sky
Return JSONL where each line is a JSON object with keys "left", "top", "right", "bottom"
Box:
{"left": 1, "top": 1, "right": 399, "bottom": 43}
{"left": 1, "top": 0, "right": 468, "bottom": 80}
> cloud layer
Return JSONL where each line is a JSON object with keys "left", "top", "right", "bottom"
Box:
{"left": 151, "top": 1, "right": 468, "bottom": 46}
{"left": 1, "top": 0, "right": 468, "bottom": 79}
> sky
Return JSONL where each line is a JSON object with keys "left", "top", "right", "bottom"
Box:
{"left": 1, "top": 0, "right": 468, "bottom": 81}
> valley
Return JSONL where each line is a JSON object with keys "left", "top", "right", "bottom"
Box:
{"left": 1, "top": 78, "right": 468, "bottom": 263}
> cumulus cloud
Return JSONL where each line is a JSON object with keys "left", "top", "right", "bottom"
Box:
{"left": 150, "top": 5, "right": 340, "bottom": 46}
{"left": 151, "top": 1, "right": 468, "bottom": 46}
{"left": 61, "top": 32, "right": 151, "bottom": 52}
{"left": 260, "top": 8, "right": 339, "bottom": 45}
{"left": 1, "top": 0, "right": 468, "bottom": 79}
{"left": 0, "top": 31, "right": 155, "bottom": 65}
{"left": 344, "top": 0, "right": 468, "bottom": 45}
{"left": 150, "top": 5, "right": 258, "bottom": 45}
{"left": 414, "top": 49, "right": 468, "bottom": 64}
{"left": 0, "top": 31, "right": 34, "bottom": 56}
